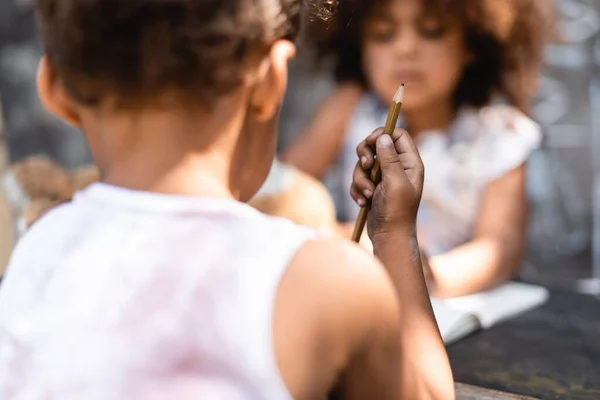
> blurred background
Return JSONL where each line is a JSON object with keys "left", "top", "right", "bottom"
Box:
{"left": 278, "top": 0, "right": 600, "bottom": 291}
{"left": 0, "top": 0, "right": 599, "bottom": 291}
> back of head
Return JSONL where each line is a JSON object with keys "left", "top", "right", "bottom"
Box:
{"left": 35, "top": 0, "right": 303, "bottom": 108}
{"left": 34, "top": 0, "right": 338, "bottom": 200}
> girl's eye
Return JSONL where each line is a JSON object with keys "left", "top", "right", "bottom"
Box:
{"left": 417, "top": 16, "right": 448, "bottom": 39}
{"left": 365, "top": 21, "right": 396, "bottom": 43}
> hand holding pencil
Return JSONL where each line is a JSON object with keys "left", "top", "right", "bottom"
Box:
{"left": 350, "top": 84, "right": 424, "bottom": 243}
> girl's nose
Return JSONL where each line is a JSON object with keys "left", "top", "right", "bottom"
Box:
{"left": 393, "top": 27, "right": 419, "bottom": 59}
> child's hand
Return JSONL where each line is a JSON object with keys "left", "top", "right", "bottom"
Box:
{"left": 350, "top": 128, "right": 424, "bottom": 242}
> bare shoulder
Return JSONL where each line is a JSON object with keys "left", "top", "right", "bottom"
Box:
{"left": 289, "top": 238, "right": 397, "bottom": 317}
{"left": 273, "top": 237, "right": 400, "bottom": 399}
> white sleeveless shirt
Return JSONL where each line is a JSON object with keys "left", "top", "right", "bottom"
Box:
{"left": 327, "top": 94, "right": 542, "bottom": 256}
{"left": 0, "top": 183, "right": 314, "bottom": 399}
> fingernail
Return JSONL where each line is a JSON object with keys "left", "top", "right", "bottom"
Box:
{"left": 361, "top": 157, "right": 368, "bottom": 168}
{"left": 363, "top": 189, "right": 373, "bottom": 198}
{"left": 357, "top": 198, "right": 366, "bottom": 207}
{"left": 380, "top": 135, "right": 393, "bottom": 146}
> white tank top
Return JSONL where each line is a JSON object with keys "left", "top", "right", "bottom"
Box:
{"left": 0, "top": 183, "right": 314, "bottom": 399}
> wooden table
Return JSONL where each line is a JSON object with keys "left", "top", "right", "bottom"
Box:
{"left": 449, "top": 291, "right": 600, "bottom": 400}
{"left": 456, "top": 383, "right": 539, "bottom": 399}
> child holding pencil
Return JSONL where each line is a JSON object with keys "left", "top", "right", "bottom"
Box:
{"left": 284, "top": 0, "right": 556, "bottom": 298}
{"left": 0, "top": 0, "right": 453, "bottom": 398}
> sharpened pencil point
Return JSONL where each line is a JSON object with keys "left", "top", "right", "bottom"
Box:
{"left": 393, "top": 84, "right": 405, "bottom": 103}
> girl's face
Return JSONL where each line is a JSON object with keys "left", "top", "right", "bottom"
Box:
{"left": 362, "top": 0, "right": 470, "bottom": 113}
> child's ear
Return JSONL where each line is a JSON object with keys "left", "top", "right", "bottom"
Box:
{"left": 37, "top": 56, "right": 82, "bottom": 128}
{"left": 249, "top": 40, "right": 296, "bottom": 121}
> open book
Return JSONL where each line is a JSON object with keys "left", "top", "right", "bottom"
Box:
{"left": 431, "top": 282, "right": 549, "bottom": 345}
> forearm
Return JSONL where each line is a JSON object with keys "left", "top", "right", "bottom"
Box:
{"left": 374, "top": 235, "right": 431, "bottom": 315}
{"left": 373, "top": 234, "right": 454, "bottom": 399}
{"left": 428, "top": 238, "right": 523, "bottom": 299}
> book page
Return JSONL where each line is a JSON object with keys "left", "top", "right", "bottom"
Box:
{"left": 442, "top": 282, "right": 549, "bottom": 329}
{"left": 430, "top": 298, "right": 480, "bottom": 344}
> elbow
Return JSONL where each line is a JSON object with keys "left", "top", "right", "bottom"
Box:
{"left": 434, "top": 379, "right": 456, "bottom": 400}
{"left": 504, "top": 255, "right": 522, "bottom": 281}
{"left": 496, "top": 239, "right": 526, "bottom": 284}
{"left": 415, "top": 345, "right": 456, "bottom": 400}
{"left": 421, "top": 373, "right": 456, "bottom": 400}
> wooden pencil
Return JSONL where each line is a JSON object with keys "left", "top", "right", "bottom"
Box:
{"left": 351, "top": 83, "right": 405, "bottom": 243}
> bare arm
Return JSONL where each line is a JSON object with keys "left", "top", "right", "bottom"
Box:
{"left": 338, "top": 235, "right": 455, "bottom": 400}
{"left": 340, "top": 128, "right": 455, "bottom": 399}
{"left": 274, "top": 238, "right": 445, "bottom": 399}
{"left": 275, "top": 128, "right": 454, "bottom": 399}
{"left": 427, "top": 165, "right": 528, "bottom": 298}
{"left": 275, "top": 238, "right": 453, "bottom": 400}
{"left": 281, "top": 83, "right": 363, "bottom": 179}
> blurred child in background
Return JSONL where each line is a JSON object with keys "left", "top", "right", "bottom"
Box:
{"left": 284, "top": 0, "right": 555, "bottom": 298}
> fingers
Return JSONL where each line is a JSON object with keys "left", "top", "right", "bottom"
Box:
{"left": 363, "top": 127, "right": 407, "bottom": 149}
{"left": 389, "top": 128, "right": 417, "bottom": 156}
{"left": 359, "top": 127, "right": 418, "bottom": 161}
{"left": 351, "top": 162, "right": 376, "bottom": 207}
{"left": 393, "top": 131, "right": 424, "bottom": 189}
{"left": 375, "top": 135, "right": 408, "bottom": 182}
{"left": 356, "top": 128, "right": 383, "bottom": 170}
{"left": 373, "top": 128, "right": 424, "bottom": 190}
{"left": 356, "top": 127, "right": 405, "bottom": 169}
{"left": 352, "top": 127, "right": 384, "bottom": 207}
{"left": 353, "top": 127, "right": 425, "bottom": 206}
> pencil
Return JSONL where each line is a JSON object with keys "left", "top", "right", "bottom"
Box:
{"left": 351, "top": 83, "right": 405, "bottom": 243}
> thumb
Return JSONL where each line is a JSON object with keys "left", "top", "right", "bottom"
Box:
{"left": 376, "top": 134, "right": 406, "bottom": 181}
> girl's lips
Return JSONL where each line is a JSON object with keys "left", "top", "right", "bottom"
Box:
{"left": 393, "top": 71, "right": 423, "bottom": 84}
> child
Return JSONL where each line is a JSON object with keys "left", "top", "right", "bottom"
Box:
{"left": 284, "top": 0, "right": 555, "bottom": 298}
{"left": 0, "top": 0, "right": 453, "bottom": 399}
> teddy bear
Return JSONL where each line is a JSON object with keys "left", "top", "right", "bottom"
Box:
{"left": 2, "top": 155, "right": 99, "bottom": 238}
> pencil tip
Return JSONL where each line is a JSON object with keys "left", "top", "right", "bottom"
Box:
{"left": 393, "top": 84, "right": 405, "bottom": 103}
{"left": 401, "top": 82, "right": 405, "bottom": 86}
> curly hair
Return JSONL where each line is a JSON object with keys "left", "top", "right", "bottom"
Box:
{"left": 35, "top": 0, "right": 313, "bottom": 107}
{"left": 308, "top": 0, "right": 556, "bottom": 114}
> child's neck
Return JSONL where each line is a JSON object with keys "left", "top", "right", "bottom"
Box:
{"left": 81, "top": 104, "right": 245, "bottom": 200}
{"left": 403, "top": 99, "right": 456, "bottom": 138}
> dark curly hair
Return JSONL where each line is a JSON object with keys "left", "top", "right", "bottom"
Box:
{"left": 308, "top": 0, "right": 556, "bottom": 114}
{"left": 35, "top": 0, "right": 319, "bottom": 107}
